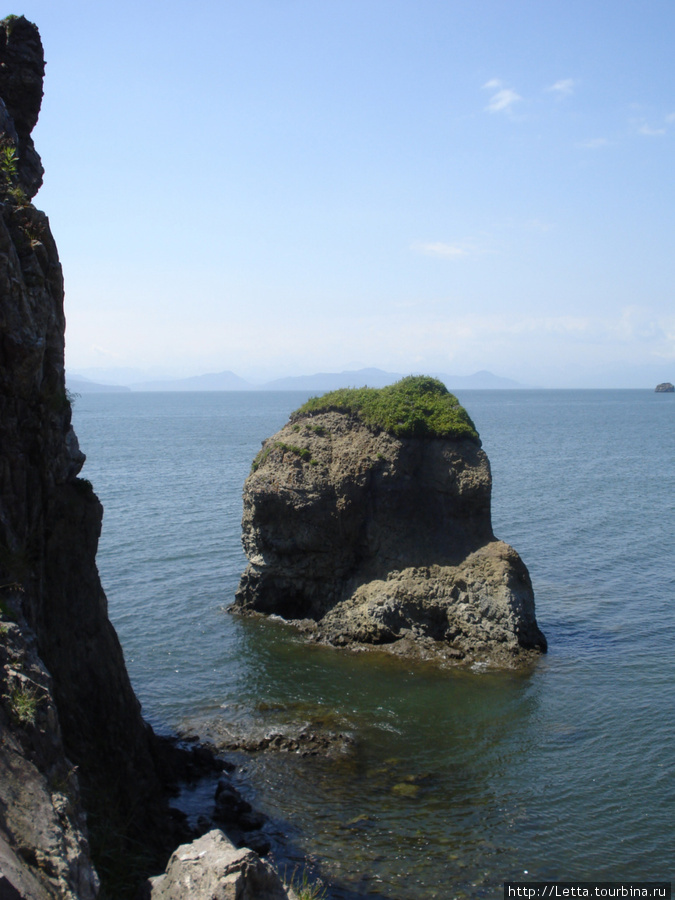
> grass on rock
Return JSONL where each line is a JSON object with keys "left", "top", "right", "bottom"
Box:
{"left": 293, "top": 376, "right": 479, "bottom": 441}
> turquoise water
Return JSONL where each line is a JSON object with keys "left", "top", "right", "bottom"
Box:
{"left": 72, "top": 390, "right": 675, "bottom": 898}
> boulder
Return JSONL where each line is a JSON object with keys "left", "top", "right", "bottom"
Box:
{"left": 148, "top": 830, "right": 297, "bottom": 900}
{"left": 234, "top": 378, "right": 546, "bottom": 666}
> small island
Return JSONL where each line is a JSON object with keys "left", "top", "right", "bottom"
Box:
{"left": 655, "top": 382, "right": 674, "bottom": 393}
{"left": 234, "top": 376, "right": 546, "bottom": 666}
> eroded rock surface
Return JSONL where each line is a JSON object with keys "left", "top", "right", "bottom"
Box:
{"left": 0, "top": 15, "right": 178, "bottom": 897}
{"left": 235, "top": 385, "right": 546, "bottom": 665}
{"left": 148, "top": 830, "right": 298, "bottom": 900}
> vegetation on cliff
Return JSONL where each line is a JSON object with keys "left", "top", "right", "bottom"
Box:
{"left": 292, "top": 375, "right": 479, "bottom": 441}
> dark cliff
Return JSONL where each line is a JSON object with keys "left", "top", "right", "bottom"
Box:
{"left": 0, "top": 16, "right": 172, "bottom": 897}
{"left": 235, "top": 377, "right": 546, "bottom": 665}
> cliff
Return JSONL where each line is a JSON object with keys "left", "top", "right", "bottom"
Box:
{"left": 0, "top": 16, "right": 175, "bottom": 897}
{"left": 235, "top": 377, "right": 546, "bottom": 665}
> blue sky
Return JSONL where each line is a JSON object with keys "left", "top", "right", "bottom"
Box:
{"left": 15, "top": 0, "right": 675, "bottom": 386}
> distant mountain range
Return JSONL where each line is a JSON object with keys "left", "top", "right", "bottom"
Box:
{"left": 67, "top": 367, "right": 526, "bottom": 394}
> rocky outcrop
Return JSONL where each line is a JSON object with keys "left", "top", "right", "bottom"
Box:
{"left": 0, "top": 15, "right": 44, "bottom": 198}
{"left": 148, "top": 830, "right": 298, "bottom": 900}
{"left": 654, "top": 382, "right": 674, "bottom": 393}
{"left": 235, "top": 378, "right": 546, "bottom": 665}
{"left": 0, "top": 15, "right": 179, "bottom": 897}
{"left": 0, "top": 610, "right": 99, "bottom": 900}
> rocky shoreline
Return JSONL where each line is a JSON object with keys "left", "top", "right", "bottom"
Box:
{"left": 1, "top": 17, "right": 546, "bottom": 900}
{"left": 0, "top": 17, "right": 305, "bottom": 899}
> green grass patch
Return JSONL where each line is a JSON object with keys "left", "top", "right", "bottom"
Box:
{"left": 275, "top": 442, "right": 312, "bottom": 461}
{"left": 293, "top": 376, "right": 479, "bottom": 441}
{"left": 251, "top": 441, "right": 317, "bottom": 473}
{"left": 284, "top": 866, "right": 327, "bottom": 900}
{"left": 304, "top": 422, "right": 326, "bottom": 436}
{"left": 9, "top": 684, "right": 39, "bottom": 726}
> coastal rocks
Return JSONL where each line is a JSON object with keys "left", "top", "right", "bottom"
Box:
{"left": 1, "top": 15, "right": 184, "bottom": 896}
{"left": 654, "top": 382, "right": 674, "bottom": 392}
{"left": 234, "top": 377, "right": 546, "bottom": 665}
{"left": 0, "top": 600, "right": 99, "bottom": 900}
{"left": 184, "top": 703, "right": 356, "bottom": 760}
{"left": 148, "top": 830, "right": 298, "bottom": 900}
{"left": 0, "top": 15, "right": 44, "bottom": 197}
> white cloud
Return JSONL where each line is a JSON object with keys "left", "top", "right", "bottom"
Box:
{"left": 547, "top": 78, "right": 576, "bottom": 97}
{"left": 638, "top": 123, "right": 666, "bottom": 137}
{"left": 483, "top": 79, "right": 522, "bottom": 114}
{"left": 411, "top": 241, "right": 469, "bottom": 259}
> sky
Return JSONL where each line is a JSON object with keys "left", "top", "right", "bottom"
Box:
{"left": 12, "top": 0, "right": 675, "bottom": 387}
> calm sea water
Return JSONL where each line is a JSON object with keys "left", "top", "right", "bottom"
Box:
{"left": 71, "top": 390, "right": 675, "bottom": 898}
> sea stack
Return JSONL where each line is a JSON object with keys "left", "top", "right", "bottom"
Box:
{"left": 234, "top": 377, "right": 547, "bottom": 666}
{"left": 654, "top": 382, "right": 674, "bottom": 393}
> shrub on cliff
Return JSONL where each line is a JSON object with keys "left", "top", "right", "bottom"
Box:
{"left": 293, "top": 375, "right": 479, "bottom": 441}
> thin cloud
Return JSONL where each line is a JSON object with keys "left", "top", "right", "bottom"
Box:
{"left": 412, "top": 241, "right": 469, "bottom": 259}
{"left": 483, "top": 79, "right": 522, "bottom": 114}
{"left": 577, "top": 137, "right": 609, "bottom": 149}
{"left": 547, "top": 78, "right": 576, "bottom": 97}
{"left": 638, "top": 123, "right": 666, "bottom": 137}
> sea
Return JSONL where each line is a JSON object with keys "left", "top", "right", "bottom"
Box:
{"left": 71, "top": 389, "right": 675, "bottom": 899}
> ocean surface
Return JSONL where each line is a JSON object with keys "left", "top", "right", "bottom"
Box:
{"left": 71, "top": 390, "right": 675, "bottom": 898}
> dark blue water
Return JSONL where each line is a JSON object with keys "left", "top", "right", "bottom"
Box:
{"left": 72, "top": 390, "right": 675, "bottom": 898}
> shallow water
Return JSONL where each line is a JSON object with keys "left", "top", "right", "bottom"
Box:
{"left": 72, "top": 389, "right": 675, "bottom": 897}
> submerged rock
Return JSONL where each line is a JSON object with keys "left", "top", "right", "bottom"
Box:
{"left": 234, "top": 377, "right": 546, "bottom": 666}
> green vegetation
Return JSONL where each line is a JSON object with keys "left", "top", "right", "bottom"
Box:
{"left": 251, "top": 441, "right": 318, "bottom": 472}
{"left": 294, "top": 375, "right": 479, "bottom": 441}
{"left": 0, "top": 138, "right": 28, "bottom": 206}
{"left": 284, "top": 867, "right": 328, "bottom": 900}
{"left": 304, "top": 422, "right": 326, "bottom": 436}
{"left": 0, "top": 142, "right": 19, "bottom": 180}
{"left": 275, "top": 442, "right": 312, "bottom": 461}
{"left": 9, "top": 683, "right": 39, "bottom": 726}
{"left": 251, "top": 445, "right": 272, "bottom": 472}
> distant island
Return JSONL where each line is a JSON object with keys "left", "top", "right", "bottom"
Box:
{"left": 67, "top": 366, "right": 526, "bottom": 393}
{"left": 655, "top": 382, "right": 674, "bottom": 393}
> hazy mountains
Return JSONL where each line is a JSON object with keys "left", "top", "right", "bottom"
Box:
{"left": 67, "top": 367, "right": 525, "bottom": 394}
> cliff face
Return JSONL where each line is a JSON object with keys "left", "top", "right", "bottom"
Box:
{"left": 235, "top": 380, "right": 546, "bottom": 665}
{"left": 0, "top": 16, "right": 167, "bottom": 897}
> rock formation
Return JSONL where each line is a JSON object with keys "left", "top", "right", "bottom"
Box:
{"left": 654, "top": 382, "right": 674, "bottom": 393}
{"left": 0, "top": 18, "right": 327, "bottom": 899}
{"left": 0, "top": 15, "right": 184, "bottom": 897}
{"left": 235, "top": 377, "right": 547, "bottom": 665}
{"left": 148, "top": 830, "right": 298, "bottom": 900}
